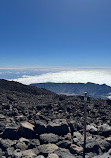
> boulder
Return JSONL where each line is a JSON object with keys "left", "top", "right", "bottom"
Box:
{"left": 0, "top": 139, "right": 17, "bottom": 150}
{"left": 19, "top": 121, "right": 35, "bottom": 139}
{"left": 47, "top": 153, "right": 59, "bottom": 158}
{"left": 34, "top": 120, "right": 47, "bottom": 134}
{"left": 29, "top": 139, "right": 40, "bottom": 148}
{"left": 47, "top": 119, "right": 69, "bottom": 136}
{"left": 70, "top": 144, "right": 83, "bottom": 155}
{"left": 2, "top": 123, "right": 19, "bottom": 139}
{"left": 86, "top": 139, "right": 99, "bottom": 154}
{"left": 22, "top": 149, "right": 37, "bottom": 158}
{"left": 98, "top": 124, "right": 111, "bottom": 136}
{"left": 38, "top": 144, "right": 58, "bottom": 156}
{"left": 56, "top": 140, "right": 71, "bottom": 149}
{"left": 13, "top": 149, "right": 22, "bottom": 158}
{"left": 98, "top": 140, "right": 111, "bottom": 152}
{"left": 87, "top": 124, "right": 97, "bottom": 134}
{"left": 55, "top": 148, "right": 76, "bottom": 158}
{"left": 39, "top": 133, "right": 59, "bottom": 144}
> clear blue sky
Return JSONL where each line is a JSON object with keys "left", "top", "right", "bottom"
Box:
{"left": 0, "top": 0, "right": 111, "bottom": 67}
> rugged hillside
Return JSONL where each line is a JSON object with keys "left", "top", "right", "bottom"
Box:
{"left": 0, "top": 79, "right": 55, "bottom": 95}
{"left": 0, "top": 79, "right": 111, "bottom": 157}
{"left": 31, "top": 82, "right": 111, "bottom": 99}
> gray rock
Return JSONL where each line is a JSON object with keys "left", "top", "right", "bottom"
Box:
{"left": 34, "top": 120, "right": 47, "bottom": 134}
{"left": 38, "top": 144, "right": 58, "bottom": 155}
{"left": 2, "top": 123, "right": 19, "bottom": 139}
{"left": 13, "top": 149, "right": 22, "bottom": 158}
{"left": 98, "top": 140, "right": 111, "bottom": 152}
{"left": 98, "top": 124, "right": 111, "bottom": 136}
{"left": 0, "top": 139, "right": 16, "bottom": 150}
{"left": 47, "top": 119, "right": 69, "bottom": 136}
{"left": 6, "top": 147, "right": 14, "bottom": 156}
{"left": 19, "top": 121, "right": 35, "bottom": 139}
{"left": 56, "top": 140, "right": 71, "bottom": 149}
{"left": 47, "top": 153, "right": 59, "bottom": 158}
{"left": 22, "top": 149, "right": 36, "bottom": 158}
{"left": 87, "top": 124, "right": 97, "bottom": 134}
{"left": 35, "top": 156, "right": 45, "bottom": 158}
{"left": 86, "top": 139, "right": 99, "bottom": 154}
{"left": 55, "top": 148, "right": 76, "bottom": 158}
{"left": 30, "top": 139, "right": 40, "bottom": 148}
{"left": 40, "top": 133, "right": 59, "bottom": 144}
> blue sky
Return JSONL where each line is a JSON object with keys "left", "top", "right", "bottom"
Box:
{"left": 0, "top": 0, "right": 111, "bottom": 67}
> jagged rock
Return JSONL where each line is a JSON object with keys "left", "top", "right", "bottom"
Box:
{"left": 47, "top": 153, "right": 59, "bottom": 158}
{"left": 22, "top": 149, "right": 36, "bottom": 158}
{"left": 35, "top": 156, "right": 45, "bottom": 158}
{"left": 98, "top": 140, "right": 111, "bottom": 152}
{"left": 98, "top": 124, "right": 111, "bottom": 136}
{"left": 70, "top": 144, "right": 83, "bottom": 155}
{"left": 38, "top": 144, "right": 58, "bottom": 156}
{"left": 2, "top": 123, "right": 19, "bottom": 139}
{"left": 29, "top": 139, "right": 40, "bottom": 148}
{"left": 15, "top": 142, "right": 28, "bottom": 150}
{"left": 93, "top": 148, "right": 111, "bottom": 158}
{"left": 73, "top": 132, "right": 83, "bottom": 146}
{"left": 47, "top": 119, "right": 69, "bottom": 136}
{"left": 6, "top": 147, "right": 14, "bottom": 156}
{"left": 13, "top": 149, "right": 22, "bottom": 158}
{"left": 56, "top": 140, "right": 71, "bottom": 149}
{"left": 69, "top": 121, "right": 78, "bottom": 133}
{"left": 55, "top": 148, "right": 76, "bottom": 158}
{"left": 34, "top": 120, "right": 47, "bottom": 134}
{"left": 19, "top": 121, "right": 35, "bottom": 139}
{"left": 0, "top": 139, "right": 16, "bottom": 150}
{"left": 19, "top": 137, "right": 30, "bottom": 144}
{"left": 39, "top": 133, "right": 59, "bottom": 144}
{"left": 86, "top": 139, "right": 99, "bottom": 154}
{"left": 87, "top": 124, "right": 97, "bottom": 134}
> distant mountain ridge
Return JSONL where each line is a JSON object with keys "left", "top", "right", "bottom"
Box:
{"left": 30, "top": 82, "right": 111, "bottom": 99}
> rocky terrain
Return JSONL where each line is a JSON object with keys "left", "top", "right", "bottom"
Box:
{"left": 0, "top": 79, "right": 111, "bottom": 157}
{"left": 31, "top": 82, "right": 111, "bottom": 99}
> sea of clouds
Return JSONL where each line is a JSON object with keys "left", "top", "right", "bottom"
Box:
{"left": 10, "top": 68, "right": 111, "bottom": 86}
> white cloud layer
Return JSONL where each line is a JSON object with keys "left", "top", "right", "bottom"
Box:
{"left": 11, "top": 69, "right": 111, "bottom": 86}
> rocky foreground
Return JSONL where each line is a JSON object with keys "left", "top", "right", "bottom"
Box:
{"left": 0, "top": 79, "right": 111, "bottom": 157}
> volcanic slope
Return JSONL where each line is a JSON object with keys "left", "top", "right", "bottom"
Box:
{"left": 0, "top": 79, "right": 111, "bottom": 157}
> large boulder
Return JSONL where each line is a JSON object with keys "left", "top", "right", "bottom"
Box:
{"left": 55, "top": 148, "right": 76, "bottom": 158}
{"left": 22, "top": 149, "right": 37, "bottom": 158}
{"left": 2, "top": 123, "right": 19, "bottom": 139}
{"left": 98, "top": 124, "right": 111, "bottom": 136}
{"left": 87, "top": 124, "right": 97, "bottom": 134}
{"left": 39, "top": 133, "right": 59, "bottom": 144}
{"left": 34, "top": 120, "right": 47, "bottom": 134}
{"left": 19, "top": 121, "right": 35, "bottom": 139}
{"left": 38, "top": 144, "right": 58, "bottom": 156}
{"left": 47, "top": 119, "right": 69, "bottom": 136}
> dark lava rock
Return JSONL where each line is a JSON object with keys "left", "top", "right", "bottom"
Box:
{"left": 38, "top": 144, "right": 58, "bottom": 157}
{"left": 98, "top": 124, "right": 111, "bottom": 136}
{"left": 19, "top": 121, "right": 35, "bottom": 139}
{"left": 34, "top": 120, "right": 47, "bottom": 134}
{"left": 47, "top": 119, "right": 69, "bottom": 136}
{"left": 0, "top": 139, "right": 16, "bottom": 150}
{"left": 56, "top": 140, "right": 71, "bottom": 149}
{"left": 55, "top": 148, "right": 76, "bottom": 158}
{"left": 2, "top": 123, "right": 19, "bottom": 140}
{"left": 39, "top": 133, "right": 59, "bottom": 144}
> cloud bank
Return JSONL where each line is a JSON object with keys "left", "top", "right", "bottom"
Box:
{"left": 12, "top": 69, "right": 111, "bottom": 86}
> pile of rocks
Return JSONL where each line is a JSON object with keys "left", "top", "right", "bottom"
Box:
{"left": 0, "top": 115, "right": 111, "bottom": 157}
{"left": 0, "top": 79, "right": 111, "bottom": 157}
